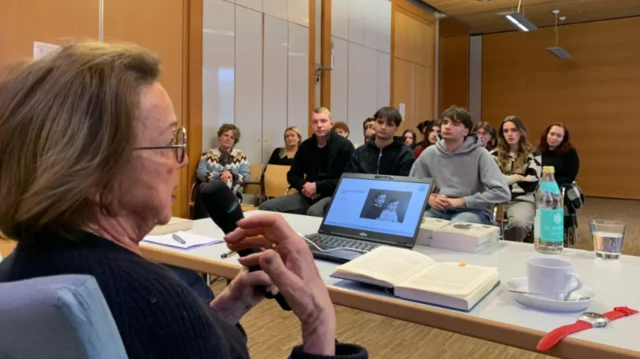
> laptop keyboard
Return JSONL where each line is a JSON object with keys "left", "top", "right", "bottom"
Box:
{"left": 305, "top": 233, "right": 380, "bottom": 252}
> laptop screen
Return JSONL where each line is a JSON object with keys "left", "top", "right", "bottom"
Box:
{"left": 321, "top": 175, "right": 431, "bottom": 246}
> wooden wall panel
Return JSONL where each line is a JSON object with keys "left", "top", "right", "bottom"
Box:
{"left": 438, "top": 34, "right": 469, "bottom": 112}
{"left": 414, "top": 64, "right": 434, "bottom": 123}
{"left": 0, "top": 0, "right": 98, "bottom": 66}
{"left": 104, "top": 0, "right": 189, "bottom": 216}
{"left": 393, "top": 58, "right": 414, "bottom": 133}
{"left": 0, "top": 240, "right": 17, "bottom": 258}
{"left": 482, "top": 17, "right": 640, "bottom": 199}
{"left": 391, "top": 1, "right": 435, "bottom": 134}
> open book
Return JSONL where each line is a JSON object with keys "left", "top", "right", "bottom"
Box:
{"left": 331, "top": 246, "right": 499, "bottom": 311}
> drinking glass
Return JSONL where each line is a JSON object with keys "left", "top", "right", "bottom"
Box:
{"left": 590, "top": 220, "right": 626, "bottom": 260}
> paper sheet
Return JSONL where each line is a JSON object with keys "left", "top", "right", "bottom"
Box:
{"left": 143, "top": 231, "right": 223, "bottom": 249}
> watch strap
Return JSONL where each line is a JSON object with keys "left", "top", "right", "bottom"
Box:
{"left": 538, "top": 307, "right": 638, "bottom": 352}
{"left": 537, "top": 320, "right": 593, "bottom": 351}
{"left": 604, "top": 306, "right": 639, "bottom": 321}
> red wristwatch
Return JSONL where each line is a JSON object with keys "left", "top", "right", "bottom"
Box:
{"left": 537, "top": 306, "right": 638, "bottom": 351}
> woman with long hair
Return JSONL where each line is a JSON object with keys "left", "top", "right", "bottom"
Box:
{"left": 413, "top": 119, "right": 441, "bottom": 157}
{"left": 537, "top": 122, "right": 579, "bottom": 186}
{"left": 402, "top": 129, "right": 417, "bottom": 148}
{"left": 473, "top": 121, "right": 497, "bottom": 151}
{"left": 491, "top": 116, "right": 542, "bottom": 242}
{"left": 267, "top": 126, "right": 302, "bottom": 166}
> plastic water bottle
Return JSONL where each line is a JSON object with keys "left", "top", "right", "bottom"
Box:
{"left": 534, "top": 166, "right": 564, "bottom": 254}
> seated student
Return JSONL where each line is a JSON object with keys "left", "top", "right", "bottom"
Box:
{"left": 332, "top": 121, "right": 350, "bottom": 138}
{"left": 259, "top": 107, "right": 354, "bottom": 217}
{"left": 413, "top": 119, "right": 441, "bottom": 158}
{"left": 402, "top": 129, "right": 417, "bottom": 148}
{"left": 490, "top": 116, "right": 542, "bottom": 242}
{"left": 267, "top": 126, "right": 302, "bottom": 166}
{"left": 410, "top": 106, "right": 510, "bottom": 224}
{"left": 378, "top": 199, "right": 400, "bottom": 222}
{"left": 473, "top": 121, "right": 498, "bottom": 151}
{"left": 345, "top": 106, "right": 415, "bottom": 176}
{"left": 537, "top": 122, "right": 579, "bottom": 187}
{"left": 353, "top": 117, "right": 376, "bottom": 148}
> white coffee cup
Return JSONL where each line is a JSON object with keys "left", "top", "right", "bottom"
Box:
{"left": 527, "top": 257, "right": 583, "bottom": 299}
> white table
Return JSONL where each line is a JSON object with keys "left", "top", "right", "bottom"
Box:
{"left": 140, "top": 211, "right": 640, "bottom": 359}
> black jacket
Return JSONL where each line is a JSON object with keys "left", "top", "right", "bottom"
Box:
{"left": 345, "top": 136, "right": 415, "bottom": 176}
{"left": 288, "top": 130, "right": 355, "bottom": 197}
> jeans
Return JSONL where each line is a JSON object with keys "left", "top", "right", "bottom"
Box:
{"left": 259, "top": 193, "right": 332, "bottom": 217}
{"left": 424, "top": 208, "right": 492, "bottom": 224}
{"left": 503, "top": 199, "right": 535, "bottom": 242}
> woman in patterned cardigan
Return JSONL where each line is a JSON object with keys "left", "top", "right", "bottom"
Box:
{"left": 490, "top": 116, "right": 542, "bottom": 243}
{"left": 197, "top": 124, "right": 250, "bottom": 188}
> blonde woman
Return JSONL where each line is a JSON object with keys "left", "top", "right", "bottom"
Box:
{"left": 267, "top": 126, "right": 302, "bottom": 166}
{"left": 490, "top": 116, "right": 542, "bottom": 242}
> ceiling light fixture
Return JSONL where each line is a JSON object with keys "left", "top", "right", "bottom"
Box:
{"left": 500, "top": 0, "right": 537, "bottom": 32}
{"left": 546, "top": 10, "right": 571, "bottom": 59}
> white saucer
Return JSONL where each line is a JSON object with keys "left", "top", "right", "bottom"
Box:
{"left": 507, "top": 277, "right": 595, "bottom": 312}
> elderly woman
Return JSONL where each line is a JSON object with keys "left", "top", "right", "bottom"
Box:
{"left": 0, "top": 42, "right": 366, "bottom": 359}
{"left": 198, "top": 123, "right": 250, "bottom": 188}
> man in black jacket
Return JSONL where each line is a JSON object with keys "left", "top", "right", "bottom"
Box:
{"left": 259, "top": 107, "right": 354, "bottom": 216}
{"left": 345, "top": 107, "right": 415, "bottom": 176}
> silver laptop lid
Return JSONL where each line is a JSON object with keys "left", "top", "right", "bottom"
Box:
{"left": 319, "top": 173, "right": 433, "bottom": 247}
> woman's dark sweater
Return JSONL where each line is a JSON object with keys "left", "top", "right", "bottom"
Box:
{"left": 541, "top": 147, "right": 580, "bottom": 186}
{"left": 268, "top": 148, "right": 295, "bottom": 166}
{"left": 0, "top": 232, "right": 366, "bottom": 359}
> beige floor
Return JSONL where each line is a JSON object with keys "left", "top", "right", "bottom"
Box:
{"left": 213, "top": 198, "right": 639, "bottom": 359}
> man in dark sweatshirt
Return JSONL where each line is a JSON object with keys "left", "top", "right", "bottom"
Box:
{"left": 410, "top": 106, "right": 510, "bottom": 224}
{"left": 259, "top": 107, "right": 354, "bottom": 217}
{"left": 345, "top": 106, "right": 415, "bottom": 176}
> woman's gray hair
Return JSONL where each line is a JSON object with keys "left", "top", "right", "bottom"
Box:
{"left": 0, "top": 41, "right": 160, "bottom": 241}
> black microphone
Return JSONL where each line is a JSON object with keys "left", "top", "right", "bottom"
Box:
{"left": 199, "top": 180, "right": 291, "bottom": 311}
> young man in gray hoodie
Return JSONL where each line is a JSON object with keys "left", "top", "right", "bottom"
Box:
{"left": 410, "top": 106, "right": 510, "bottom": 224}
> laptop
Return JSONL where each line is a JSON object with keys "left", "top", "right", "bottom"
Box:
{"left": 304, "top": 173, "right": 433, "bottom": 263}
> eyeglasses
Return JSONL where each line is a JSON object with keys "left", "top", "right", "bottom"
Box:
{"left": 134, "top": 127, "right": 187, "bottom": 163}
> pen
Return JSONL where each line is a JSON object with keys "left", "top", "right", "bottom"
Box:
{"left": 221, "top": 250, "right": 236, "bottom": 258}
{"left": 172, "top": 233, "right": 186, "bottom": 244}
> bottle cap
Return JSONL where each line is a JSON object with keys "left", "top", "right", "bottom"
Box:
{"left": 542, "top": 166, "right": 555, "bottom": 174}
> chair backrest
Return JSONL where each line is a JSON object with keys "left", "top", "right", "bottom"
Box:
{"left": 243, "top": 163, "right": 263, "bottom": 196}
{"left": 263, "top": 165, "right": 291, "bottom": 198}
{"left": 0, "top": 275, "right": 127, "bottom": 359}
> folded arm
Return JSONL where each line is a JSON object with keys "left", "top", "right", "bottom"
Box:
{"left": 463, "top": 151, "right": 511, "bottom": 208}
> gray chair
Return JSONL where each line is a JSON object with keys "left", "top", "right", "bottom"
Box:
{"left": 0, "top": 275, "right": 127, "bottom": 359}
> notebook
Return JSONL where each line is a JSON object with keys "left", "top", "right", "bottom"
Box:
{"left": 330, "top": 246, "right": 500, "bottom": 311}
{"left": 143, "top": 231, "right": 222, "bottom": 249}
{"left": 305, "top": 173, "right": 433, "bottom": 263}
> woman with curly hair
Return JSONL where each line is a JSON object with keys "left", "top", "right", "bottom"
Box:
{"left": 491, "top": 116, "right": 541, "bottom": 242}
{"left": 537, "top": 122, "right": 579, "bottom": 186}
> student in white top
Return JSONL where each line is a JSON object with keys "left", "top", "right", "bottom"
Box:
{"left": 378, "top": 199, "right": 400, "bottom": 222}
{"left": 490, "top": 116, "right": 542, "bottom": 242}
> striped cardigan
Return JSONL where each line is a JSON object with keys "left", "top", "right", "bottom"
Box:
{"left": 196, "top": 148, "right": 250, "bottom": 185}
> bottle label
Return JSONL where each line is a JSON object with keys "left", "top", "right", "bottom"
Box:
{"left": 539, "top": 181, "right": 560, "bottom": 194}
{"left": 539, "top": 208, "right": 564, "bottom": 243}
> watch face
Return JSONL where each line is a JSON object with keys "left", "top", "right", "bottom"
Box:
{"left": 580, "top": 312, "right": 609, "bottom": 327}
